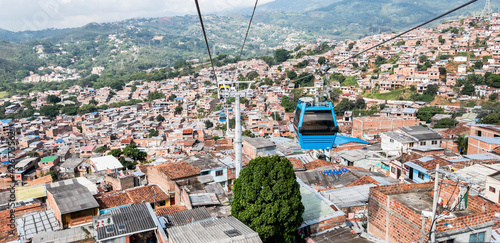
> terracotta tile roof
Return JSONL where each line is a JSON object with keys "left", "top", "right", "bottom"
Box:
{"left": 0, "top": 203, "right": 44, "bottom": 242}
{"left": 289, "top": 158, "right": 305, "bottom": 171}
{"left": 126, "top": 185, "right": 169, "bottom": 204}
{"left": 96, "top": 185, "right": 170, "bottom": 209}
{"left": 27, "top": 175, "right": 53, "bottom": 186}
{"left": 0, "top": 209, "right": 18, "bottom": 242}
{"left": 397, "top": 153, "right": 424, "bottom": 163}
{"left": 439, "top": 125, "right": 470, "bottom": 136}
{"left": 137, "top": 165, "right": 150, "bottom": 174}
{"left": 154, "top": 205, "right": 187, "bottom": 216}
{"left": 411, "top": 156, "right": 452, "bottom": 170}
{"left": 217, "top": 139, "right": 232, "bottom": 145}
{"left": 304, "top": 159, "right": 335, "bottom": 170}
{"left": 204, "top": 141, "right": 216, "bottom": 147}
{"left": 153, "top": 162, "right": 201, "bottom": 180}
{"left": 121, "top": 138, "right": 133, "bottom": 144}
{"left": 346, "top": 175, "right": 380, "bottom": 187}
{"left": 95, "top": 191, "right": 133, "bottom": 209}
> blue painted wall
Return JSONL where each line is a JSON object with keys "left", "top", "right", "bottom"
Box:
{"left": 410, "top": 167, "right": 431, "bottom": 183}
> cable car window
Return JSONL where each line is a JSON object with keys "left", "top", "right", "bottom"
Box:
{"left": 293, "top": 107, "right": 301, "bottom": 133}
{"left": 301, "top": 110, "right": 336, "bottom": 135}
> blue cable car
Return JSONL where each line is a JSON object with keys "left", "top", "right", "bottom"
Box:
{"left": 293, "top": 97, "right": 339, "bottom": 150}
{"left": 219, "top": 112, "right": 227, "bottom": 123}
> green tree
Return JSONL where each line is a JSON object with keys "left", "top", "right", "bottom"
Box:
{"left": 168, "top": 94, "right": 177, "bottom": 101}
{"left": 47, "top": 94, "right": 61, "bottom": 104}
{"left": 156, "top": 114, "right": 165, "bottom": 122}
{"left": 347, "top": 42, "right": 355, "bottom": 51}
{"left": 40, "top": 105, "right": 60, "bottom": 118}
{"left": 461, "top": 83, "right": 476, "bottom": 96}
{"left": 374, "top": 56, "right": 387, "bottom": 67}
{"left": 108, "top": 149, "right": 123, "bottom": 158}
{"left": 175, "top": 106, "right": 183, "bottom": 115}
{"left": 242, "top": 129, "right": 255, "bottom": 138}
{"left": 438, "top": 35, "right": 445, "bottom": 44}
{"left": 354, "top": 98, "right": 366, "bottom": 109}
{"left": 94, "top": 146, "right": 106, "bottom": 153}
{"left": 123, "top": 144, "right": 147, "bottom": 163}
{"left": 318, "top": 56, "right": 326, "bottom": 65}
{"left": 247, "top": 71, "right": 260, "bottom": 81}
{"left": 433, "top": 118, "right": 458, "bottom": 128}
{"left": 335, "top": 98, "right": 355, "bottom": 116}
{"left": 148, "top": 129, "right": 159, "bottom": 138}
{"left": 419, "top": 55, "right": 428, "bottom": 63}
{"left": 286, "top": 70, "right": 297, "bottom": 80}
{"left": 231, "top": 156, "right": 304, "bottom": 243}
{"left": 25, "top": 151, "right": 40, "bottom": 158}
{"left": 274, "top": 49, "right": 290, "bottom": 63}
{"left": 270, "top": 112, "right": 282, "bottom": 121}
{"left": 205, "top": 120, "right": 214, "bottom": 129}
{"left": 148, "top": 91, "right": 166, "bottom": 101}
{"left": 417, "top": 106, "right": 444, "bottom": 123}
{"left": 424, "top": 84, "right": 439, "bottom": 96}
{"left": 489, "top": 93, "right": 498, "bottom": 102}
{"left": 456, "top": 134, "right": 468, "bottom": 154}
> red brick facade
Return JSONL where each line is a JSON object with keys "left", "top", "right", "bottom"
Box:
{"left": 352, "top": 117, "right": 420, "bottom": 138}
{"left": 368, "top": 182, "right": 496, "bottom": 243}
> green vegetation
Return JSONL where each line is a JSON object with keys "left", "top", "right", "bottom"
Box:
{"left": 417, "top": 106, "right": 444, "bottom": 123}
{"left": 242, "top": 130, "right": 255, "bottom": 138}
{"left": 231, "top": 156, "right": 304, "bottom": 243}
{"left": 365, "top": 88, "right": 415, "bottom": 101}
{"left": 433, "top": 118, "right": 458, "bottom": 128}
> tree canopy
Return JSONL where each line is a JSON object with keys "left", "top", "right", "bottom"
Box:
{"left": 417, "top": 106, "right": 444, "bottom": 123}
{"left": 231, "top": 156, "right": 304, "bottom": 243}
{"left": 274, "top": 49, "right": 290, "bottom": 63}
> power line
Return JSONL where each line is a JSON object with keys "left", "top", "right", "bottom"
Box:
{"left": 194, "top": 0, "right": 219, "bottom": 86}
{"left": 237, "top": 0, "right": 259, "bottom": 63}
{"left": 291, "top": 0, "right": 478, "bottom": 85}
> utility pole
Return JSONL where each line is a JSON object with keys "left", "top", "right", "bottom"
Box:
{"left": 430, "top": 164, "right": 440, "bottom": 243}
{"left": 235, "top": 92, "right": 242, "bottom": 178}
{"left": 227, "top": 81, "right": 253, "bottom": 179}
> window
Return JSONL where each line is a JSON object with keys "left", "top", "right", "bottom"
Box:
{"left": 490, "top": 186, "right": 496, "bottom": 193}
{"left": 477, "top": 131, "right": 482, "bottom": 136}
{"left": 420, "top": 141, "right": 426, "bottom": 146}
{"left": 293, "top": 107, "right": 301, "bottom": 133}
{"left": 391, "top": 167, "right": 396, "bottom": 174}
{"left": 216, "top": 170, "right": 223, "bottom": 176}
{"left": 390, "top": 139, "right": 394, "bottom": 143}
{"left": 301, "top": 110, "right": 337, "bottom": 135}
{"left": 201, "top": 171, "right": 209, "bottom": 175}
{"left": 418, "top": 171, "right": 425, "bottom": 180}
{"left": 469, "top": 231, "right": 485, "bottom": 243}
{"left": 409, "top": 142, "right": 414, "bottom": 147}
{"left": 432, "top": 140, "right": 438, "bottom": 145}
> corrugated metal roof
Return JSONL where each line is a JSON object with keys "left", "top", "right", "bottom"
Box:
{"left": 163, "top": 207, "right": 212, "bottom": 227}
{"left": 321, "top": 184, "right": 375, "bottom": 208}
{"left": 94, "top": 203, "right": 157, "bottom": 241}
{"left": 167, "top": 217, "right": 262, "bottom": 243}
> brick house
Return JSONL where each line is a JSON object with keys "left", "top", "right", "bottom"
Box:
{"left": 368, "top": 182, "right": 496, "bottom": 243}
{"left": 146, "top": 162, "right": 200, "bottom": 205}
{"left": 46, "top": 178, "right": 100, "bottom": 228}
{"left": 470, "top": 124, "right": 500, "bottom": 137}
{"left": 242, "top": 137, "right": 277, "bottom": 159}
{"left": 467, "top": 136, "right": 500, "bottom": 155}
{"left": 352, "top": 117, "right": 420, "bottom": 139}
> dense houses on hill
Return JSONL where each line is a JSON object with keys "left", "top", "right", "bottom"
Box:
{"left": 4, "top": 12, "right": 500, "bottom": 243}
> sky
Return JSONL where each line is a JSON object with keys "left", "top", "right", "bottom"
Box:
{"left": 0, "top": 0, "right": 274, "bottom": 31}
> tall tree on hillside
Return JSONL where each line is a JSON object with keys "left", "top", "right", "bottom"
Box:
{"left": 231, "top": 156, "right": 304, "bottom": 243}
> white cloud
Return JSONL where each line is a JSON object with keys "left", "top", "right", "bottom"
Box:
{"left": 0, "top": 0, "right": 274, "bottom": 31}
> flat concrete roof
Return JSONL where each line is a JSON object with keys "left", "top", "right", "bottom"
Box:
{"left": 390, "top": 192, "right": 476, "bottom": 217}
